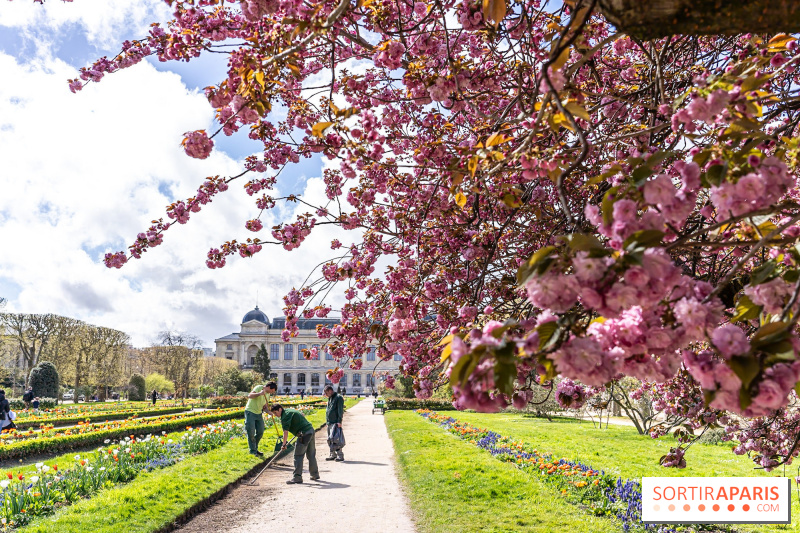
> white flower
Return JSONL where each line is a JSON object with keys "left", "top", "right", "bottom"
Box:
{"left": 99, "top": 467, "right": 106, "bottom": 471}
{"left": 0, "top": 480, "right": 10, "bottom": 489}
{"left": 30, "top": 476, "right": 39, "bottom": 483}
{"left": 74, "top": 455, "right": 80, "bottom": 461}
{"left": 41, "top": 465, "right": 50, "bottom": 472}
{"left": 113, "top": 449, "right": 119, "bottom": 454}
{"left": 86, "top": 467, "right": 93, "bottom": 472}
{"left": 167, "top": 439, "right": 173, "bottom": 444}
{"left": 104, "top": 439, "right": 110, "bottom": 444}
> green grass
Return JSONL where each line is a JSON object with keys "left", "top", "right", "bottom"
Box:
{"left": 386, "top": 411, "right": 618, "bottom": 533}
{"left": 451, "top": 412, "right": 800, "bottom": 533}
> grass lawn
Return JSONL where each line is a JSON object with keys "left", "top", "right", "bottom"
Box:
{"left": 386, "top": 411, "right": 618, "bottom": 533}
{"left": 451, "top": 411, "right": 799, "bottom": 533}
{"left": 16, "top": 405, "right": 343, "bottom": 532}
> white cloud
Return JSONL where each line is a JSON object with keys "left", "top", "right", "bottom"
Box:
{"left": 0, "top": 48, "right": 352, "bottom": 347}
{"left": 0, "top": 0, "right": 171, "bottom": 48}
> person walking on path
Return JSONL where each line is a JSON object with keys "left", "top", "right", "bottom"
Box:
{"left": 151, "top": 389, "right": 158, "bottom": 406}
{"left": 22, "top": 388, "right": 33, "bottom": 409}
{"left": 324, "top": 385, "right": 345, "bottom": 461}
{"left": 245, "top": 381, "right": 277, "bottom": 457}
{"left": 0, "top": 390, "right": 12, "bottom": 432}
{"left": 270, "top": 403, "right": 319, "bottom": 484}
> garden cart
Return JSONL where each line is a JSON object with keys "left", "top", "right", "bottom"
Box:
{"left": 372, "top": 398, "right": 386, "bottom": 415}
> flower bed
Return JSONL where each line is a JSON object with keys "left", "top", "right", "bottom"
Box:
{"left": 0, "top": 419, "right": 251, "bottom": 529}
{"left": 384, "top": 398, "right": 457, "bottom": 411}
{"left": 13, "top": 407, "right": 191, "bottom": 431}
{"left": 417, "top": 410, "right": 669, "bottom": 532}
{"left": 0, "top": 408, "right": 246, "bottom": 462}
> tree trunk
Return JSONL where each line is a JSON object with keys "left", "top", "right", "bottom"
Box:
{"left": 598, "top": 0, "right": 800, "bottom": 39}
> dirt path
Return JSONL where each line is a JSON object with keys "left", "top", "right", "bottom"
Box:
{"left": 173, "top": 399, "right": 417, "bottom": 533}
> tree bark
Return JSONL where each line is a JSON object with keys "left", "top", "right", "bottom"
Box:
{"left": 598, "top": 0, "right": 800, "bottom": 39}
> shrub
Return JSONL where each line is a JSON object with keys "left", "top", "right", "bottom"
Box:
{"left": 128, "top": 374, "right": 146, "bottom": 401}
{"left": 384, "top": 398, "right": 456, "bottom": 411}
{"left": 145, "top": 373, "right": 175, "bottom": 394}
{"left": 696, "top": 427, "right": 728, "bottom": 445}
{"left": 29, "top": 362, "right": 59, "bottom": 399}
{"left": 206, "top": 395, "right": 247, "bottom": 409}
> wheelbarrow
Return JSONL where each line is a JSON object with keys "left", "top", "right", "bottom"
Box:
{"left": 372, "top": 398, "right": 386, "bottom": 415}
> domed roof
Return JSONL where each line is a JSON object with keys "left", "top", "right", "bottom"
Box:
{"left": 242, "top": 306, "right": 269, "bottom": 325}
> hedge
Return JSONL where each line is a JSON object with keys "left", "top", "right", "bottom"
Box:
{"left": 13, "top": 407, "right": 191, "bottom": 431}
{"left": 8, "top": 398, "right": 58, "bottom": 411}
{"left": 384, "top": 398, "right": 457, "bottom": 410}
{"left": 0, "top": 409, "right": 245, "bottom": 462}
{"left": 204, "top": 396, "right": 325, "bottom": 409}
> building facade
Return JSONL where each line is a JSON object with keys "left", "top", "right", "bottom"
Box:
{"left": 214, "top": 307, "right": 397, "bottom": 395}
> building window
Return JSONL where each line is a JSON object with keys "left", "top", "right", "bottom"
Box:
{"left": 325, "top": 348, "right": 333, "bottom": 360}
{"left": 394, "top": 353, "right": 402, "bottom": 361}
{"left": 353, "top": 374, "right": 361, "bottom": 387}
{"left": 297, "top": 373, "right": 306, "bottom": 387}
{"left": 226, "top": 344, "right": 233, "bottom": 350}
{"left": 339, "top": 374, "right": 348, "bottom": 387}
{"left": 270, "top": 344, "right": 280, "bottom": 360}
{"left": 283, "top": 373, "right": 292, "bottom": 387}
{"left": 367, "top": 347, "right": 376, "bottom": 361}
{"left": 311, "top": 344, "right": 320, "bottom": 360}
{"left": 250, "top": 357, "right": 255, "bottom": 365}
{"left": 311, "top": 373, "right": 320, "bottom": 387}
{"left": 284, "top": 344, "right": 293, "bottom": 360}
{"left": 366, "top": 374, "right": 374, "bottom": 387}
{"left": 298, "top": 344, "right": 307, "bottom": 359}
{"left": 269, "top": 373, "right": 278, "bottom": 380}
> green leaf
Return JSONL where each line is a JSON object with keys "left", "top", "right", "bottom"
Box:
{"left": 565, "top": 233, "right": 605, "bottom": 252}
{"left": 732, "top": 294, "right": 762, "bottom": 322}
{"left": 739, "top": 385, "right": 753, "bottom": 411}
{"left": 750, "top": 261, "right": 777, "bottom": 286}
{"left": 601, "top": 186, "right": 621, "bottom": 227}
{"left": 631, "top": 166, "right": 652, "bottom": 186}
{"left": 751, "top": 321, "right": 789, "bottom": 344}
{"left": 728, "top": 355, "right": 761, "bottom": 389}
{"left": 644, "top": 150, "right": 672, "bottom": 170}
{"left": 623, "top": 229, "right": 665, "bottom": 250}
{"left": 537, "top": 321, "right": 558, "bottom": 351}
{"left": 705, "top": 163, "right": 727, "bottom": 186}
{"left": 516, "top": 246, "right": 557, "bottom": 285}
{"left": 588, "top": 164, "right": 622, "bottom": 185}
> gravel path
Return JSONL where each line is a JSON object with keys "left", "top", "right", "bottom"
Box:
{"left": 173, "top": 399, "right": 417, "bottom": 533}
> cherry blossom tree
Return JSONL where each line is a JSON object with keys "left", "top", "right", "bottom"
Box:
{"left": 64, "top": 0, "right": 800, "bottom": 468}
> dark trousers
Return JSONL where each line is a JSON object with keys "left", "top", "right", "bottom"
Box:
{"left": 293, "top": 430, "right": 319, "bottom": 481}
{"left": 244, "top": 411, "right": 265, "bottom": 453}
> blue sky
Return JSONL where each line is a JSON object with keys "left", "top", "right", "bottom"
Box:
{"left": 0, "top": 0, "right": 346, "bottom": 347}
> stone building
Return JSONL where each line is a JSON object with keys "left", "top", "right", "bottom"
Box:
{"left": 214, "top": 306, "right": 397, "bottom": 395}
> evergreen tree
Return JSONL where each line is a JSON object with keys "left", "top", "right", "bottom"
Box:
{"left": 29, "top": 361, "right": 59, "bottom": 399}
{"left": 128, "top": 373, "right": 146, "bottom": 401}
{"left": 253, "top": 343, "right": 271, "bottom": 381}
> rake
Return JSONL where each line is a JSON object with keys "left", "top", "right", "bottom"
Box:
{"left": 246, "top": 414, "right": 296, "bottom": 486}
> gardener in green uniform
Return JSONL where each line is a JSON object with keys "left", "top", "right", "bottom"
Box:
{"left": 245, "top": 381, "right": 277, "bottom": 457}
{"left": 269, "top": 403, "right": 320, "bottom": 484}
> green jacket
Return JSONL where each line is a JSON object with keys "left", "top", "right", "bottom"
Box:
{"left": 326, "top": 392, "right": 344, "bottom": 424}
{"left": 280, "top": 408, "right": 313, "bottom": 436}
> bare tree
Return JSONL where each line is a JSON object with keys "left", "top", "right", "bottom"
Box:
{"left": 0, "top": 314, "right": 61, "bottom": 385}
{"left": 148, "top": 331, "right": 204, "bottom": 403}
